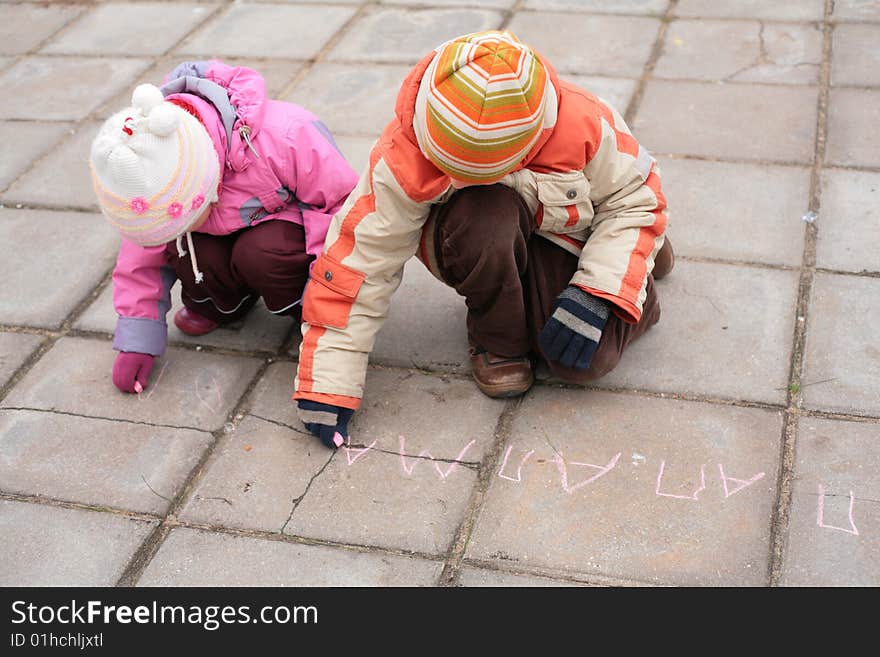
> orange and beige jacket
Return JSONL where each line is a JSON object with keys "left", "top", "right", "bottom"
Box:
{"left": 294, "top": 53, "right": 668, "bottom": 410}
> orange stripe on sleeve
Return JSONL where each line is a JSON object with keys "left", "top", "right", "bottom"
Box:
{"left": 617, "top": 169, "right": 667, "bottom": 307}
{"left": 293, "top": 390, "right": 362, "bottom": 411}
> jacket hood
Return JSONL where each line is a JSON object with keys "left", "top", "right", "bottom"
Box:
{"left": 394, "top": 46, "right": 563, "bottom": 173}
{"left": 162, "top": 60, "right": 268, "bottom": 172}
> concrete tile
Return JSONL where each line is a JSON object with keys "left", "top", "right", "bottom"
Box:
{"left": 287, "top": 447, "right": 477, "bottom": 555}
{"left": 826, "top": 89, "right": 880, "bottom": 167}
{"left": 0, "top": 4, "right": 83, "bottom": 55}
{"left": 42, "top": 3, "right": 216, "bottom": 56}
{"left": 832, "top": 24, "right": 880, "bottom": 86}
{"left": 0, "top": 410, "right": 211, "bottom": 514}
{"left": 3, "top": 122, "right": 101, "bottom": 210}
{"left": 249, "top": 362, "right": 502, "bottom": 461}
{"left": 656, "top": 20, "right": 822, "bottom": 85}
{"left": 177, "top": 3, "right": 356, "bottom": 59}
{"left": 524, "top": 0, "right": 666, "bottom": 14}
{"left": 285, "top": 63, "right": 409, "bottom": 137}
{"left": 676, "top": 0, "right": 825, "bottom": 21}
{"left": 74, "top": 281, "right": 294, "bottom": 353}
{"left": 816, "top": 169, "right": 880, "bottom": 273}
{"left": 0, "top": 333, "right": 43, "bottom": 389}
{"left": 0, "top": 121, "right": 71, "bottom": 192}
{"left": 508, "top": 12, "right": 660, "bottom": 77}
{"left": 97, "top": 58, "right": 301, "bottom": 120}
{"left": 563, "top": 75, "right": 637, "bottom": 115}
{"left": 458, "top": 566, "right": 583, "bottom": 586}
{"left": 0, "top": 500, "right": 156, "bottom": 586}
{"left": 140, "top": 527, "right": 443, "bottom": 586}
{"left": 335, "top": 135, "right": 376, "bottom": 174}
{"left": 372, "top": 260, "right": 470, "bottom": 374}
{"left": 381, "top": 0, "right": 512, "bottom": 7}
{"left": 467, "top": 388, "right": 783, "bottom": 585}
{"left": 3, "top": 337, "right": 262, "bottom": 431}
{"left": 634, "top": 81, "right": 817, "bottom": 162}
{"left": 834, "top": 1, "right": 880, "bottom": 22}
{"left": 0, "top": 209, "right": 118, "bottom": 329}
{"left": 179, "top": 415, "right": 330, "bottom": 531}
{"left": 781, "top": 417, "right": 880, "bottom": 586}
{"left": 0, "top": 56, "right": 149, "bottom": 121}
{"left": 600, "top": 261, "right": 799, "bottom": 405}
{"left": 659, "top": 158, "right": 809, "bottom": 266}
{"left": 802, "top": 273, "right": 880, "bottom": 416}
{"left": 327, "top": 7, "right": 504, "bottom": 64}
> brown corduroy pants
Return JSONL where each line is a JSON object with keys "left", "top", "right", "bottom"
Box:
{"left": 428, "top": 184, "right": 661, "bottom": 383}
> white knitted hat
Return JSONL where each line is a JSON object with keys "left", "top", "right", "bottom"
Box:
{"left": 89, "top": 84, "right": 220, "bottom": 248}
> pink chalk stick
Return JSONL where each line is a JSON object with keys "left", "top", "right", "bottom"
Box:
{"left": 333, "top": 432, "right": 344, "bottom": 448}
{"left": 133, "top": 381, "right": 144, "bottom": 394}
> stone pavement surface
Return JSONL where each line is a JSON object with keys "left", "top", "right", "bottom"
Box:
{"left": 0, "top": 0, "right": 877, "bottom": 587}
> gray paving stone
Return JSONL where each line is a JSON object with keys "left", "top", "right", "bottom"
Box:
{"left": 0, "top": 500, "right": 156, "bottom": 586}
{"left": 0, "top": 333, "right": 43, "bottom": 389}
{"left": 97, "top": 57, "right": 301, "bottom": 120}
{"left": 599, "top": 261, "right": 799, "bottom": 405}
{"left": 563, "top": 75, "right": 638, "bottom": 115}
{"left": 327, "top": 7, "right": 504, "bottom": 64}
{"left": 781, "top": 417, "right": 880, "bottom": 586}
{"left": 381, "top": 0, "right": 512, "bottom": 6}
{"left": 458, "top": 566, "right": 583, "bottom": 586}
{"left": 42, "top": 3, "right": 216, "bottom": 56}
{"left": 826, "top": 89, "right": 880, "bottom": 167}
{"left": 0, "top": 209, "right": 118, "bottom": 328}
{"left": 2, "top": 122, "right": 101, "bottom": 210}
{"left": 0, "top": 4, "right": 83, "bottom": 55}
{"left": 335, "top": 135, "right": 376, "bottom": 174}
{"left": 524, "top": 0, "right": 666, "bottom": 14}
{"left": 0, "top": 121, "right": 71, "bottom": 192}
{"left": 656, "top": 20, "right": 822, "bottom": 85}
{"left": 634, "top": 81, "right": 817, "bottom": 163}
{"left": 3, "top": 337, "right": 262, "bottom": 431}
{"left": 372, "top": 260, "right": 469, "bottom": 374}
{"left": 75, "top": 281, "right": 294, "bottom": 353}
{"left": 675, "top": 0, "right": 825, "bottom": 21}
{"left": 179, "top": 415, "right": 330, "bottom": 531}
{"left": 508, "top": 12, "right": 660, "bottom": 77}
{"left": 816, "top": 169, "right": 880, "bottom": 273}
{"left": 659, "top": 158, "right": 809, "bottom": 266}
{"left": 467, "top": 388, "right": 782, "bottom": 585}
{"left": 249, "top": 361, "right": 502, "bottom": 461}
{"left": 832, "top": 24, "right": 880, "bottom": 87}
{"left": 140, "top": 527, "right": 443, "bottom": 586}
{"left": 0, "top": 56, "right": 149, "bottom": 121}
{"left": 834, "top": 0, "right": 880, "bottom": 21}
{"left": 802, "top": 273, "right": 880, "bottom": 416}
{"left": 177, "top": 3, "right": 356, "bottom": 59}
{"left": 287, "top": 446, "right": 477, "bottom": 555}
{"left": 0, "top": 409, "right": 211, "bottom": 514}
{"left": 286, "top": 63, "right": 410, "bottom": 138}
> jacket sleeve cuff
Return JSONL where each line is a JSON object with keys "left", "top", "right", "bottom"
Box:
{"left": 113, "top": 317, "right": 168, "bottom": 356}
{"left": 293, "top": 390, "right": 362, "bottom": 411}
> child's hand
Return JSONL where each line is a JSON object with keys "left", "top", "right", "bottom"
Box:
{"left": 296, "top": 400, "right": 353, "bottom": 449}
{"left": 112, "top": 352, "right": 155, "bottom": 394}
{"left": 539, "top": 286, "right": 611, "bottom": 370}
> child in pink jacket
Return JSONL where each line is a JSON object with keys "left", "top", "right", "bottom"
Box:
{"left": 90, "top": 61, "right": 358, "bottom": 394}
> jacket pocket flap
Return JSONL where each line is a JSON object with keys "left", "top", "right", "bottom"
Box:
{"left": 536, "top": 171, "right": 591, "bottom": 206}
{"left": 311, "top": 255, "right": 365, "bottom": 298}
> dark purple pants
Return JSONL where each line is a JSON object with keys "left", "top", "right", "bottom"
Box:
{"left": 166, "top": 220, "right": 312, "bottom": 324}
{"left": 428, "top": 184, "right": 661, "bottom": 383}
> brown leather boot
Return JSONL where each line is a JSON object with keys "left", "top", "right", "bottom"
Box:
{"left": 469, "top": 347, "right": 534, "bottom": 398}
{"left": 653, "top": 237, "right": 675, "bottom": 280}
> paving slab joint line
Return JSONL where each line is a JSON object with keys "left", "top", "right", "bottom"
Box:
{"left": 0, "top": 406, "right": 215, "bottom": 433}
{"left": 498, "top": 0, "right": 525, "bottom": 31}
{"left": 437, "top": 396, "right": 523, "bottom": 587}
{"left": 279, "top": 450, "right": 336, "bottom": 534}
{"left": 460, "top": 557, "right": 663, "bottom": 588}
{"left": 624, "top": 0, "right": 679, "bottom": 126}
{"left": 115, "top": 357, "right": 272, "bottom": 587}
{"left": 0, "top": 491, "right": 163, "bottom": 525}
{"left": 767, "top": 0, "right": 834, "bottom": 588}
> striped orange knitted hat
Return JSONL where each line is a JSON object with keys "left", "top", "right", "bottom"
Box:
{"left": 414, "top": 31, "right": 554, "bottom": 184}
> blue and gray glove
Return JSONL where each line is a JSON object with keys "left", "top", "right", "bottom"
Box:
{"left": 538, "top": 286, "right": 610, "bottom": 370}
{"left": 296, "top": 400, "right": 354, "bottom": 449}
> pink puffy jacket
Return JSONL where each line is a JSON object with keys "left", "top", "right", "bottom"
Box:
{"left": 111, "top": 60, "right": 358, "bottom": 356}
